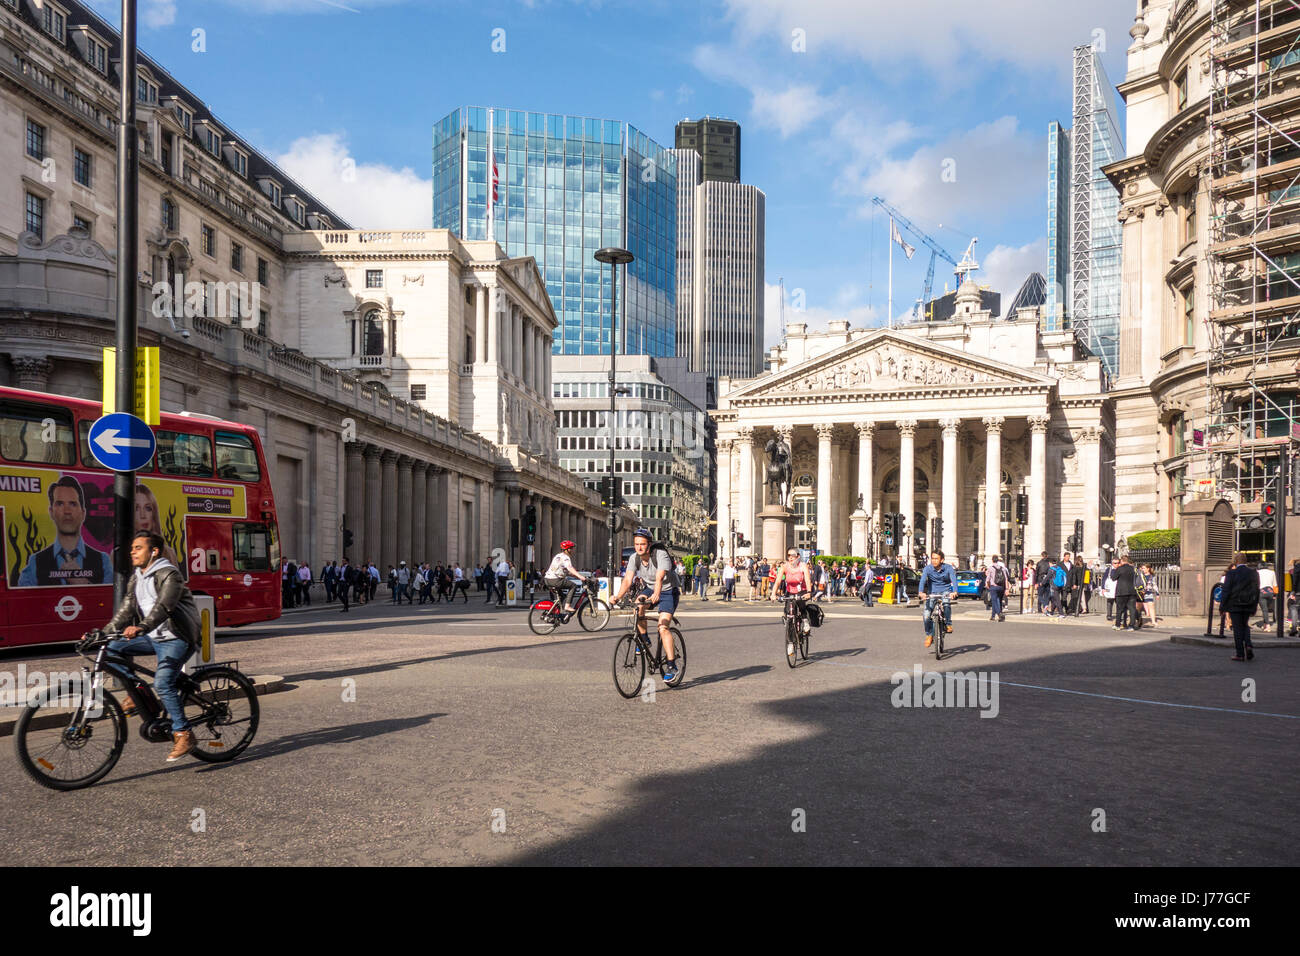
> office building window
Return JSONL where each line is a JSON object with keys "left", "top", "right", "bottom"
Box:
{"left": 73, "top": 147, "right": 92, "bottom": 187}
{"left": 72, "top": 214, "right": 91, "bottom": 236}
{"left": 25, "top": 193, "right": 44, "bottom": 241}
{"left": 162, "top": 197, "right": 177, "bottom": 231}
{"left": 87, "top": 38, "right": 107, "bottom": 74}
{"left": 43, "top": 4, "right": 65, "bottom": 41}
{"left": 26, "top": 119, "right": 45, "bottom": 160}
{"left": 411, "top": 384, "right": 427, "bottom": 401}
{"left": 1183, "top": 285, "right": 1195, "bottom": 345}
{"left": 201, "top": 224, "right": 216, "bottom": 257}
{"left": 230, "top": 242, "right": 243, "bottom": 272}
{"left": 365, "top": 269, "right": 383, "bottom": 288}
{"left": 257, "top": 257, "right": 268, "bottom": 285}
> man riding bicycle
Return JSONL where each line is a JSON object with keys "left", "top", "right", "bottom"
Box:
{"left": 770, "top": 548, "right": 812, "bottom": 657}
{"left": 544, "top": 540, "right": 584, "bottom": 614}
{"left": 102, "top": 530, "right": 202, "bottom": 762}
{"left": 612, "top": 528, "right": 681, "bottom": 683}
{"left": 919, "top": 548, "right": 957, "bottom": 649}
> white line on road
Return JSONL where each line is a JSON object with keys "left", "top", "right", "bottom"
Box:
{"left": 819, "top": 661, "right": 1299, "bottom": 720}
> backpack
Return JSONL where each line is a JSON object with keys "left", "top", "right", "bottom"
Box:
{"left": 1053, "top": 564, "right": 1067, "bottom": 588}
{"left": 994, "top": 565, "right": 1008, "bottom": 589}
{"left": 641, "top": 542, "right": 683, "bottom": 591}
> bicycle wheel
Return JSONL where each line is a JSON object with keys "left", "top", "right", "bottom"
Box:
{"left": 184, "top": 666, "right": 260, "bottom": 762}
{"left": 578, "top": 598, "right": 611, "bottom": 632}
{"left": 528, "top": 604, "right": 559, "bottom": 636}
{"left": 662, "top": 629, "right": 686, "bottom": 688}
{"left": 799, "top": 623, "right": 809, "bottom": 661}
{"left": 934, "top": 617, "right": 944, "bottom": 660}
{"left": 14, "top": 686, "right": 127, "bottom": 791}
{"left": 612, "top": 633, "right": 646, "bottom": 699}
{"left": 785, "top": 616, "right": 798, "bottom": 668}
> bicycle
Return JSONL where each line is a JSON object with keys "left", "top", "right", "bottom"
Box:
{"left": 779, "top": 593, "right": 811, "bottom": 668}
{"left": 925, "top": 593, "right": 952, "bottom": 660}
{"left": 527, "top": 576, "right": 611, "bottom": 635}
{"left": 13, "top": 629, "right": 260, "bottom": 791}
{"left": 611, "top": 598, "right": 686, "bottom": 698}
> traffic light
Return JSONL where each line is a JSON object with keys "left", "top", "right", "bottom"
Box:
{"left": 931, "top": 517, "right": 943, "bottom": 548}
{"left": 524, "top": 504, "right": 537, "bottom": 543}
{"left": 1073, "top": 519, "right": 1084, "bottom": 551}
{"left": 1261, "top": 502, "right": 1277, "bottom": 531}
{"left": 599, "top": 476, "right": 621, "bottom": 509}
{"left": 882, "top": 512, "right": 895, "bottom": 546}
{"left": 895, "top": 513, "right": 906, "bottom": 545}
{"left": 1016, "top": 493, "right": 1028, "bottom": 525}
{"left": 342, "top": 528, "right": 353, "bottom": 549}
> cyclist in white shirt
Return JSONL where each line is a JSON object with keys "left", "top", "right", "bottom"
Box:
{"left": 545, "top": 540, "right": 583, "bottom": 613}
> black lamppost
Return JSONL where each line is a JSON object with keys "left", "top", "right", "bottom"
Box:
{"left": 595, "top": 246, "right": 634, "bottom": 582}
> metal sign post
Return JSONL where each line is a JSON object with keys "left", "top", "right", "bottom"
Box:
{"left": 113, "top": 0, "right": 140, "bottom": 605}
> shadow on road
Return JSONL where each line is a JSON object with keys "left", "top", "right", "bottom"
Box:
{"left": 682, "top": 664, "right": 772, "bottom": 688}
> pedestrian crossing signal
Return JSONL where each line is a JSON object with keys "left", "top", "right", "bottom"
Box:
{"left": 525, "top": 505, "right": 537, "bottom": 543}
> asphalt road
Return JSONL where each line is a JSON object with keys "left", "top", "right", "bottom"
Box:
{"left": 1, "top": 592, "right": 1295, "bottom": 866}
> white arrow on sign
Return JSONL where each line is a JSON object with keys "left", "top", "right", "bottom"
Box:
{"left": 93, "top": 428, "right": 152, "bottom": 457}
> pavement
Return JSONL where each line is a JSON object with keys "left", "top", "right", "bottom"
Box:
{"left": 1, "top": 591, "right": 1296, "bottom": 866}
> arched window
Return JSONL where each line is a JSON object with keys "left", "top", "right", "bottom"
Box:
{"left": 363, "top": 309, "right": 384, "bottom": 356}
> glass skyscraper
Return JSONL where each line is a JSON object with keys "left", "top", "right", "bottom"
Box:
{"left": 432, "top": 107, "right": 677, "bottom": 357}
{"left": 1044, "top": 47, "right": 1123, "bottom": 378}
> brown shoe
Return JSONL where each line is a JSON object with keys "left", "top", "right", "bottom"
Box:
{"left": 120, "top": 697, "right": 136, "bottom": 717}
{"left": 166, "top": 730, "right": 195, "bottom": 762}
{"left": 924, "top": 634, "right": 933, "bottom": 648}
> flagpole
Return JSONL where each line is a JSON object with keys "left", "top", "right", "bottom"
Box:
{"left": 887, "top": 215, "right": 893, "bottom": 330}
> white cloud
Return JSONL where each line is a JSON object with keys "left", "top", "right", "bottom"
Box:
{"left": 273, "top": 133, "right": 431, "bottom": 229}
{"left": 143, "top": 0, "right": 176, "bottom": 28}
{"left": 853, "top": 115, "right": 1041, "bottom": 227}
{"left": 750, "top": 83, "right": 832, "bottom": 137}
{"left": 979, "top": 238, "right": 1046, "bottom": 307}
{"left": 721, "top": 0, "right": 1132, "bottom": 77}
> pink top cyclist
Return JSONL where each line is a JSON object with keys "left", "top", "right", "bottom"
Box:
{"left": 771, "top": 548, "right": 811, "bottom": 599}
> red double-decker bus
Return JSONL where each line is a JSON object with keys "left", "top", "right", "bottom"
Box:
{"left": 0, "top": 386, "right": 281, "bottom": 648}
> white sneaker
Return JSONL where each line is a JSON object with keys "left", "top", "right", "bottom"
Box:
{"left": 787, "top": 641, "right": 795, "bottom": 656}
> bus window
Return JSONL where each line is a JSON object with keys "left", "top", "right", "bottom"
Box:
{"left": 77, "top": 421, "right": 109, "bottom": 469}
{"left": 233, "top": 523, "right": 271, "bottom": 571}
{"left": 0, "top": 402, "right": 75, "bottom": 465}
{"left": 156, "top": 430, "right": 213, "bottom": 477}
{"left": 215, "top": 431, "right": 261, "bottom": 482}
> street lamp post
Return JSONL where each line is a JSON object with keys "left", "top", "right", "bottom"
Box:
{"left": 595, "top": 246, "right": 634, "bottom": 584}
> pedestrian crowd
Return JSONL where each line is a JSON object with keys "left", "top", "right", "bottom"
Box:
{"left": 281, "top": 556, "right": 523, "bottom": 613}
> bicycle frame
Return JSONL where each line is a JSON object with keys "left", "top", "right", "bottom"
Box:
{"left": 536, "top": 580, "right": 594, "bottom": 623}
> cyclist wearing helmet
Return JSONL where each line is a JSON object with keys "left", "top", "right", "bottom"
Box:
{"left": 613, "top": 528, "right": 681, "bottom": 683}
{"left": 544, "top": 540, "right": 584, "bottom": 614}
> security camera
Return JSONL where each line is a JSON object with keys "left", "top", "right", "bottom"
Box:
{"left": 181, "top": 329, "right": 191, "bottom": 339}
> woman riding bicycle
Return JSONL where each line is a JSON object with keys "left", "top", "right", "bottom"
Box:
{"left": 102, "top": 530, "right": 201, "bottom": 762}
{"left": 771, "top": 548, "right": 812, "bottom": 651}
{"left": 919, "top": 549, "right": 957, "bottom": 649}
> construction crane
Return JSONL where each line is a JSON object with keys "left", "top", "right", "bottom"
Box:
{"left": 872, "top": 196, "right": 971, "bottom": 320}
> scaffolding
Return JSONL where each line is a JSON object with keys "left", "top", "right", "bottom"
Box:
{"left": 1205, "top": 0, "right": 1300, "bottom": 510}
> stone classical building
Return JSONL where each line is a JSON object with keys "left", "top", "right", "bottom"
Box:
{"left": 0, "top": 0, "right": 608, "bottom": 577}
{"left": 715, "top": 291, "right": 1114, "bottom": 568}
{"left": 1103, "top": 0, "right": 1299, "bottom": 562}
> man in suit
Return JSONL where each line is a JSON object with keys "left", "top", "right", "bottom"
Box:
{"left": 1222, "top": 552, "right": 1259, "bottom": 661}
{"left": 17, "top": 475, "right": 111, "bottom": 587}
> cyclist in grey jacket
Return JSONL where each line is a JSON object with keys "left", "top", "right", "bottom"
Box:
{"left": 104, "top": 531, "right": 201, "bottom": 761}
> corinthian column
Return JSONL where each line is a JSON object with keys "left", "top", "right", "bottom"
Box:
{"left": 736, "top": 426, "right": 756, "bottom": 549}
{"left": 898, "top": 419, "right": 917, "bottom": 566}
{"left": 983, "top": 417, "right": 1005, "bottom": 560}
{"left": 717, "top": 439, "right": 733, "bottom": 556}
{"left": 940, "top": 418, "right": 961, "bottom": 558}
{"left": 1027, "top": 414, "right": 1050, "bottom": 558}
{"left": 816, "top": 423, "right": 835, "bottom": 554}
{"left": 1078, "top": 426, "right": 1103, "bottom": 560}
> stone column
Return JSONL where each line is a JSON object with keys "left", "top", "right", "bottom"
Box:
{"left": 716, "top": 439, "right": 732, "bottom": 557}
{"left": 396, "top": 456, "right": 414, "bottom": 565}
{"left": 363, "top": 445, "right": 382, "bottom": 565}
{"left": 411, "top": 461, "right": 428, "bottom": 564}
{"left": 489, "top": 298, "right": 500, "bottom": 364}
{"left": 856, "top": 422, "right": 875, "bottom": 519}
{"left": 379, "top": 450, "right": 399, "bottom": 569}
{"left": 1028, "top": 414, "right": 1050, "bottom": 558}
{"left": 344, "top": 441, "right": 364, "bottom": 561}
{"left": 983, "top": 417, "right": 1005, "bottom": 560}
{"left": 11, "top": 356, "right": 53, "bottom": 391}
{"left": 940, "top": 418, "right": 961, "bottom": 559}
{"left": 514, "top": 307, "right": 524, "bottom": 379}
{"left": 427, "top": 466, "right": 444, "bottom": 561}
{"left": 898, "top": 419, "right": 917, "bottom": 566}
{"left": 543, "top": 335, "right": 552, "bottom": 397}
{"left": 475, "top": 285, "right": 488, "bottom": 364}
{"left": 736, "top": 426, "right": 756, "bottom": 549}
{"left": 815, "top": 423, "right": 835, "bottom": 554}
{"left": 491, "top": 483, "right": 506, "bottom": 561}
{"left": 1078, "top": 426, "right": 1102, "bottom": 560}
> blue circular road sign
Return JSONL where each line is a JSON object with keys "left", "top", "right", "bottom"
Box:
{"left": 87, "top": 413, "right": 156, "bottom": 472}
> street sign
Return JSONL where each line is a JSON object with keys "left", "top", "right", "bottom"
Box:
{"left": 87, "top": 413, "right": 156, "bottom": 471}
{"left": 1192, "top": 428, "right": 1205, "bottom": 448}
{"left": 102, "top": 347, "right": 160, "bottom": 425}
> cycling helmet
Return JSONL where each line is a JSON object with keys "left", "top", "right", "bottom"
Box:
{"left": 560, "top": 540, "right": 575, "bottom": 550}
{"left": 632, "top": 527, "right": 653, "bottom": 542}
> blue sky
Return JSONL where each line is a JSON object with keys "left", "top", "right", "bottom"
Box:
{"left": 91, "top": 0, "right": 1134, "bottom": 341}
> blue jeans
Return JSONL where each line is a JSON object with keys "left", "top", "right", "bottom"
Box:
{"left": 989, "top": 586, "right": 1005, "bottom": 618}
{"left": 105, "top": 634, "right": 192, "bottom": 732}
{"left": 923, "top": 595, "right": 951, "bottom": 636}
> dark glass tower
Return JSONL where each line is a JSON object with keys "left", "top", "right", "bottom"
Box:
{"left": 674, "top": 117, "right": 740, "bottom": 184}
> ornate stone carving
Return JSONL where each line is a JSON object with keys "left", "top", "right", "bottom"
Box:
{"left": 11, "top": 355, "right": 53, "bottom": 390}
{"left": 897, "top": 419, "right": 918, "bottom": 437}
{"left": 776, "top": 343, "right": 1000, "bottom": 393}
{"left": 402, "top": 273, "right": 424, "bottom": 286}
{"left": 1028, "top": 414, "right": 1051, "bottom": 433}
{"left": 773, "top": 424, "right": 794, "bottom": 443}
{"left": 982, "top": 416, "right": 1005, "bottom": 434}
{"left": 1075, "top": 426, "right": 1103, "bottom": 445}
{"left": 323, "top": 270, "right": 346, "bottom": 287}
{"left": 856, "top": 422, "right": 876, "bottom": 440}
{"left": 939, "top": 418, "right": 961, "bottom": 436}
{"left": 736, "top": 425, "right": 755, "bottom": 444}
{"left": 814, "top": 423, "right": 835, "bottom": 441}
{"left": 1049, "top": 363, "right": 1087, "bottom": 381}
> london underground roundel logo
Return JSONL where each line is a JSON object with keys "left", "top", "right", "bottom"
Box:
{"left": 55, "top": 595, "right": 83, "bottom": 622}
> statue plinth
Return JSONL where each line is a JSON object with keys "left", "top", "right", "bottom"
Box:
{"left": 758, "top": 503, "right": 795, "bottom": 560}
{"left": 850, "top": 509, "right": 869, "bottom": 557}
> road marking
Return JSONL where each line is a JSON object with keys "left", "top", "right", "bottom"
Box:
{"left": 820, "top": 661, "right": 1300, "bottom": 720}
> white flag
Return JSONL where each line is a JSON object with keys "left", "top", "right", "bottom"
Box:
{"left": 891, "top": 219, "right": 916, "bottom": 260}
